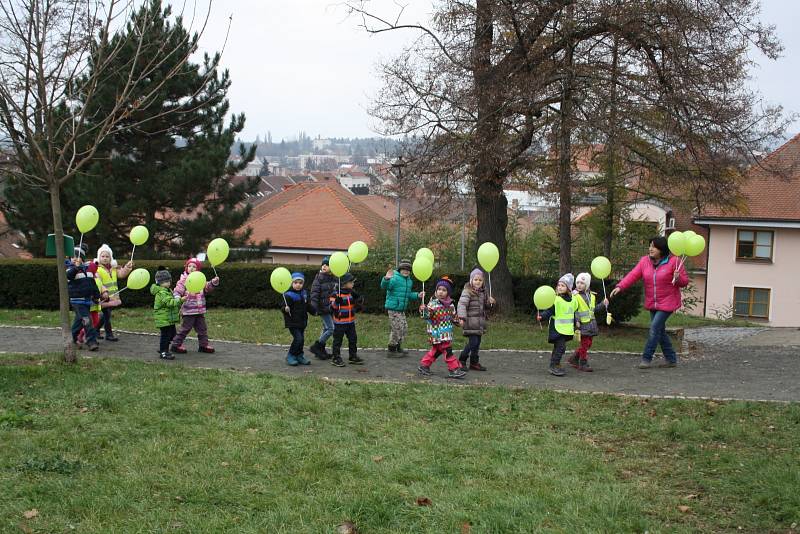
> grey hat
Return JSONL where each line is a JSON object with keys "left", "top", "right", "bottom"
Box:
{"left": 398, "top": 258, "right": 412, "bottom": 270}
{"left": 558, "top": 273, "right": 575, "bottom": 291}
{"left": 155, "top": 266, "right": 172, "bottom": 285}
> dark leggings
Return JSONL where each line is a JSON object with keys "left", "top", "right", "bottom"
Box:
{"left": 98, "top": 308, "right": 113, "bottom": 335}
{"left": 159, "top": 325, "right": 176, "bottom": 353}
{"left": 550, "top": 336, "right": 567, "bottom": 365}
{"left": 459, "top": 335, "right": 482, "bottom": 365}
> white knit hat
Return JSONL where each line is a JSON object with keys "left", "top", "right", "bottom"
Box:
{"left": 576, "top": 272, "right": 591, "bottom": 289}
{"left": 95, "top": 244, "right": 118, "bottom": 268}
{"left": 558, "top": 273, "right": 574, "bottom": 291}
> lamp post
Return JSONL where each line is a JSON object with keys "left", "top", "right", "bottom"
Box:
{"left": 392, "top": 156, "right": 405, "bottom": 268}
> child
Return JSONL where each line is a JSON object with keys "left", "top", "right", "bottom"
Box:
{"left": 569, "top": 272, "right": 609, "bottom": 372}
{"left": 283, "top": 272, "right": 315, "bottom": 366}
{"left": 417, "top": 276, "right": 466, "bottom": 379}
{"left": 537, "top": 273, "right": 579, "bottom": 377}
{"left": 309, "top": 257, "right": 336, "bottom": 360}
{"left": 76, "top": 261, "right": 105, "bottom": 346}
{"left": 94, "top": 244, "right": 133, "bottom": 341}
{"left": 457, "top": 268, "right": 495, "bottom": 371}
{"left": 170, "top": 257, "right": 220, "bottom": 354}
{"left": 151, "top": 266, "right": 186, "bottom": 360}
{"left": 66, "top": 245, "right": 100, "bottom": 351}
{"left": 381, "top": 258, "right": 424, "bottom": 356}
{"left": 329, "top": 272, "right": 364, "bottom": 367}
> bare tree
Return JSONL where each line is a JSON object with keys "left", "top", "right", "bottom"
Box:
{"left": 346, "top": 0, "right": 787, "bottom": 310}
{"left": 0, "top": 0, "right": 219, "bottom": 361}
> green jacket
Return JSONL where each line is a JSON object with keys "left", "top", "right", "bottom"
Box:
{"left": 380, "top": 271, "right": 419, "bottom": 312}
{"left": 151, "top": 284, "right": 182, "bottom": 328}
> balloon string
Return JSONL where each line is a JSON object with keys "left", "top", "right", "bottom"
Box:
{"left": 536, "top": 307, "right": 542, "bottom": 330}
{"left": 488, "top": 271, "right": 492, "bottom": 300}
{"left": 109, "top": 287, "right": 128, "bottom": 297}
{"left": 130, "top": 244, "right": 136, "bottom": 263}
{"left": 212, "top": 266, "right": 218, "bottom": 278}
{"left": 602, "top": 279, "right": 607, "bottom": 300}
{"left": 283, "top": 293, "right": 291, "bottom": 316}
{"left": 78, "top": 233, "right": 84, "bottom": 255}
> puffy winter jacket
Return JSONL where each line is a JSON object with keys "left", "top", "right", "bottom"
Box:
{"left": 457, "top": 283, "right": 493, "bottom": 336}
{"left": 310, "top": 271, "right": 337, "bottom": 315}
{"left": 173, "top": 271, "right": 218, "bottom": 316}
{"left": 380, "top": 271, "right": 420, "bottom": 311}
{"left": 151, "top": 284, "right": 182, "bottom": 328}
{"left": 615, "top": 254, "right": 688, "bottom": 312}
{"left": 66, "top": 261, "right": 101, "bottom": 306}
{"left": 282, "top": 288, "right": 315, "bottom": 329}
{"left": 421, "top": 297, "right": 457, "bottom": 344}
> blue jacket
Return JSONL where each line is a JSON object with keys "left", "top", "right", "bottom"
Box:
{"left": 380, "top": 271, "right": 419, "bottom": 311}
{"left": 66, "top": 261, "right": 101, "bottom": 307}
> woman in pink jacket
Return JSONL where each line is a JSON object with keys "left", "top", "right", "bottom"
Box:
{"left": 610, "top": 236, "right": 688, "bottom": 369}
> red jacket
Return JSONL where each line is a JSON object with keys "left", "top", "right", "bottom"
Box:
{"left": 616, "top": 255, "right": 688, "bottom": 312}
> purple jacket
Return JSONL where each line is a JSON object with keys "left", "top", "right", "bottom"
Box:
{"left": 173, "top": 272, "right": 218, "bottom": 316}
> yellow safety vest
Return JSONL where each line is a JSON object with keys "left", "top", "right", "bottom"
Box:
{"left": 91, "top": 277, "right": 103, "bottom": 313}
{"left": 553, "top": 295, "right": 578, "bottom": 336}
{"left": 575, "top": 292, "right": 596, "bottom": 324}
{"left": 96, "top": 264, "right": 118, "bottom": 294}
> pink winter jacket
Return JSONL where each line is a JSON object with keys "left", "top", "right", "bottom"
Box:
{"left": 615, "top": 255, "right": 689, "bottom": 312}
{"left": 173, "top": 272, "right": 218, "bottom": 316}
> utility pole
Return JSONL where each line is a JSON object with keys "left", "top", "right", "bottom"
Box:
{"left": 392, "top": 156, "right": 405, "bottom": 267}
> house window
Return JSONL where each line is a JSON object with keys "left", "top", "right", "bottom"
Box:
{"left": 736, "top": 230, "right": 773, "bottom": 261}
{"left": 733, "top": 287, "right": 770, "bottom": 318}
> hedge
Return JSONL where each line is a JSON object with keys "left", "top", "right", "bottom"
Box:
{"left": 0, "top": 259, "right": 642, "bottom": 322}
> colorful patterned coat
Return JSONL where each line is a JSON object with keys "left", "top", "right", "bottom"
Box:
{"left": 421, "top": 297, "right": 457, "bottom": 344}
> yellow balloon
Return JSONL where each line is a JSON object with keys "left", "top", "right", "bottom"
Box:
{"left": 75, "top": 205, "right": 99, "bottom": 233}
{"left": 269, "top": 267, "right": 292, "bottom": 294}
{"left": 129, "top": 225, "right": 149, "bottom": 246}
{"left": 416, "top": 247, "right": 434, "bottom": 264}
{"left": 207, "top": 238, "right": 230, "bottom": 266}
{"left": 186, "top": 271, "right": 207, "bottom": 294}
{"left": 590, "top": 256, "right": 612, "bottom": 280}
{"left": 347, "top": 241, "right": 369, "bottom": 264}
{"left": 126, "top": 268, "right": 150, "bottom": 290}
{"left": 477, "top": 242, "right": 499, "bottom": 272}
{"left": 412, "top": 257, "right": 433, "bottom": 282}
{"left": 329, "top": 251, "right": 350, "bottom": 278}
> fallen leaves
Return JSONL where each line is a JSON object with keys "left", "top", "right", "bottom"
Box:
{"left": 23, "top": 509, "right": 39, "bottom": 519}
{"left": 336, "top": 520, "right": 358, "bottom": 534}
{"left": 677, "top": 505, "right": 691, "bottom": 513}
{"left": 461, "top": 522, "right": 472, "bottom": 533}
{"left": 415, "top": 497, "right": 432, "bottom": 506}
{"left": 372, "top": 455, "right": 384, "bottom": 463}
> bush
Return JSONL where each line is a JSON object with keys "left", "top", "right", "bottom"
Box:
{"left": 0, "top": 259, "right": 642, "bottom": 322}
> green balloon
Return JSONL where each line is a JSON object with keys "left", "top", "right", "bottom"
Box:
{"left": 685, "top": 234, "right": 706, "bottom": 257}
{"left": 126, "top": 268, "right": 150, "bottom": 291}
{"left": 412, "top": 257, "right": 433, "bottom": 282}
{"left": 591, "top": 256, "right": 612, "bottom": 280}
{"left": 683, "top": 230, "right": 697, "bottom": 240}
{"left": 668, "top": 231, "right": 686, "bottom": 256}
{"left": 533, "top": 285, "right": 556, "bottom": 310}
{"left": 477, "top": 242, "right": 499, "bottom": 272}
{"left": 186, "top": 270, "right": 207, "bottom": 294}
{"left": 347, "top": 241, "right": 369, "bottom": 264}
{"left": 269, "top": 267, "right": 292, "bottom": 294}
{"left": 416, "top": 247, "right": 434, "bottom": 264}
{"left": 329, "top": 251, "right": 350, "bottom": 278}
{"left": 129, "top": 225, "right": 149, "bottom": 246}
{"left": 75, "top": 205, "right": 99, "bottom": 233}
{"left": 207, "top": 237, "right": 230, "bottom": 266}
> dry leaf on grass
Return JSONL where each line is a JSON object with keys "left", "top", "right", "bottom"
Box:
{"left": 23, "top": 509, "right": 39, "bottom": 519}
{"left": 416, "top": 497, "right": 432, "bottom": 506}
{"left": 372, "top": 455, "right": 384, "bottom": 463}
{"left": 336, "top": 520, "right": 358, "bottom": 534}
{"left": 678, "top": 505, "right": 691, "bottom": 513}
{"left": 461, "top": 522, "right": 472, "bottom": 533}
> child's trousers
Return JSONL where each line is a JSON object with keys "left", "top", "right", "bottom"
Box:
{"left": 550, "top": 337, "right": 567, "bottom": 365}
{"left": 420, "top": 341, "right": 460, "bottom": 370}
{"left": 171, "top": 314, "right": 210, "bottom": 348}
{"left": 575, "top": 335, "right": 593, "bottom": 361}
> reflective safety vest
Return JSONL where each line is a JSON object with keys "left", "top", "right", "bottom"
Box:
{"left": 575, "top": 292, "right": 596, "bottom": 324}
{"left": 96, "top": 264, "right": 118, "bottom": 294}
{"left": 91, "top": 277, "right": 103, "bottom": 313}
{"left": 553, "top": 295, "right": 578, "bottom": 336}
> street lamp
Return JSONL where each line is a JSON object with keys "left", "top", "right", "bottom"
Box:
{"left": 391, "top": 156, "right": 406, "bottom": 268}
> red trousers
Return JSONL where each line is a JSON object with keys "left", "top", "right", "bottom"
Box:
{"left": 420, "top": 341, "right": 460, "bottom": 371}
{"left": 575, "top": 335, "right": 594, "bottom": 360}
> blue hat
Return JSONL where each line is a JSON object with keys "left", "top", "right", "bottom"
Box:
{"left": 341, "top": 272, "right": 355, "bottom": 283}
{"left": 321, "top": 256, "right": 330, "bottom": 266}
{"left": 291, "top": 272, "right": 305, "bottom": 281}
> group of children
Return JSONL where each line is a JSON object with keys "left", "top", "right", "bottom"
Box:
{"left": 67, "top": 247, "right": 609, "bottom": 377}
{"left": 66, "top": 244, "right": 220, "bottom": 360}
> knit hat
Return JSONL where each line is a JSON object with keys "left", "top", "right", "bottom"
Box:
{"left": 321, "top": 256, "right": 330, "bottom": 266}
{"left": 291, "top": 272, "right": 305, "bottom": 282}
{"left": 73, "top": 243, "right": 88, "bottom": 258}
{"left": 155, "top": 266, "right": 172, "bottom": 285}
{"left": 558, "top": 273, "right": 575, "bottom": 291}
{"left": 184, "top": 257, "right": 203, "bottom": 272}
{"left": 341, "top": 272, "right": 356, "bottom": 284}
{"left": 469, "top": 268, "right": 484, "bottom": 283}
{"left": 95, "top": 244, "right": 115, "bottom": 266}
{"left": 398, "top": 258, "right": 412, "bottom": 271}
{"left": 576, "top": 272, "right": 591, "bottom": 289}
{"left": 435, "top": 276, "right": 454, "bottom": 296}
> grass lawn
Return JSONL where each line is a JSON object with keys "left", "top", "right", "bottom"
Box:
{"left": 627, "top": 310, "right": 756, "bottom": 329}
{"left": 1, "top": 354, "right": 798, "bottom": 533}
{"left": 2, "top": 308, "right": 677, "bottom": 353}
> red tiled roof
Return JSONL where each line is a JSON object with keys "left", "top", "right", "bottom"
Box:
{"left": 699, "top": 133, "right": 800, "bottom": 221}
{"left": 246, "top": 182, "right": 394, "bottom": 250}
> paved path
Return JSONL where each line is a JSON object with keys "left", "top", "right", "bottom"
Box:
{"left": 1, "top": 325, "right": 798, "bottom": 402}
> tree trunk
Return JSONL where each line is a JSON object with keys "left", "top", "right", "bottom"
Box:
{"left": 474, "top": 178, "right": 514, "bottom": 312}
{"left": 557, "top": 17, "right": 575, "bottom": 275}
{"left": 49, "top": 181, "right": 77, "bottom": 363}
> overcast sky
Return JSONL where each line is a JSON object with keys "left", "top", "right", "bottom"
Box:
{"left": 192, "top": 1, "right": 799, "bottom": 142}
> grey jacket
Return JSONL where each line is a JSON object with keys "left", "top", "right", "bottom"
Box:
{"left": 457, "top": 283, "right": 493, "bottom": 336}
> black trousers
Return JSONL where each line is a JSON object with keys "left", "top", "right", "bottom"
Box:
{"left": 332, "top": 323, "right": 357, "bottom": 356}
{"left": 98, "top": 308, "right": 113, "bottom": 335}
{"left": 159, "top": 325, "right": 176, "bottom": 353}
{"left": 459, "top": 334, "right": 482, "bottom": 364}
{"left": 288, "top": 327, "right": 305, "bottom": 355}
{"left": 550, "top": 336, "right": 567, "bottom": 365}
